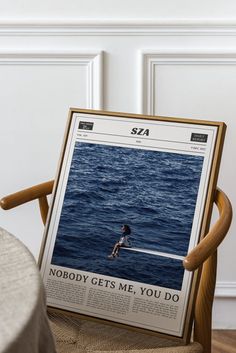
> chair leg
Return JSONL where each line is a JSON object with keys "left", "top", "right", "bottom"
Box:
{"left": 194, "top": 251, "right": 217, "bottom": 353}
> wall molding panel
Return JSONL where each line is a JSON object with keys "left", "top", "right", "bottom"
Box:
{"left": 140, "top": 51, "right": 236, "bottom": 311}
{"left": 0, "top": 51, "right": 103, "bottom": 109}
{"left": 215, "top": 281, "right": 236, "bottom": 298}
{"left": 214, "top": 282, "right": 236, "bottom": 328}
{"left": 140, "top": 51, "right": 236, "bottom": 115}
{"left": 1, "top": 20, "right": 236, "bottom": 36}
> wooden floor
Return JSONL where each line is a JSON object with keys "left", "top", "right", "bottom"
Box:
{"left": 212, "top": 330, "right": 236, "bottom": 353}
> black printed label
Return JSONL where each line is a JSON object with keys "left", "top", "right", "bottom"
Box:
{"left": 78, "top": 121, "right": 94, "bottom": 131}
{"left": 191, "top": 133, "right": 208, "bottom": 143}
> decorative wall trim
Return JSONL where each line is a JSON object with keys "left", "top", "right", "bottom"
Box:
{"left": 215, "top": 282, "right": 236, "bottom": 298}
{"left": 1, "top": 20, "right": 236, "bottom": 36}
{"left": 0, "top": 51, "right": 103, "bottom": 109}
{"left": 140, "top": 51, "right": 236, "bottom": 115}
{"left": 213, "top": 282, "right": 236, "bottom": 328}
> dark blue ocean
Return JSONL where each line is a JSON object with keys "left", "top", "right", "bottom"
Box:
{"left": 52, "top": 142, "right": 204, "bottom": 291}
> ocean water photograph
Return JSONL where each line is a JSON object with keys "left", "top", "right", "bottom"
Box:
{"left": 51, "top": 142, "right": 204, "bottom": 291}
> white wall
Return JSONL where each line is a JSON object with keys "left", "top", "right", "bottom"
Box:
{"left": 1, "top": 0, "right": 236, "bottom": 20}
{"left": 0, "top": 1, "right": 235, "bottom": 329}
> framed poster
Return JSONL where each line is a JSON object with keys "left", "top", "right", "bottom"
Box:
{"left": 39, "top": 108, "right": 226, "bottom": 343}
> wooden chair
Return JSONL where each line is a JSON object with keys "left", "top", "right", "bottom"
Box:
{"left": 0, "top": 181, "right": 232, "bottom": 353}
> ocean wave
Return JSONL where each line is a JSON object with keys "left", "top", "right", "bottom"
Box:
{"left": 52, "top": 142, "right": 203, "bottom": 290}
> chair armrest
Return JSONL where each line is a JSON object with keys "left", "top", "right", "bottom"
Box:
{"left": 0, "top": 180, "right": 54, "bottom": 210}
{"left": 183, "top": 188, "right": 232, "bottom": 271}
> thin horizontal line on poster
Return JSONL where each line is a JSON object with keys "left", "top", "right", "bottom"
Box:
{"left": 77, "top": 137, "right": 205, "bottom": 155}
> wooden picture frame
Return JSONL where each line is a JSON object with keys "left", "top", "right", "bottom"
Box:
{"left": 39, "top": 108, "right": 226, "bottom": 343}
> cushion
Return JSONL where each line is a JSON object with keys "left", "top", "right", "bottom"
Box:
{"left": 49, "top": 312, "right": 202, "bottom": 353}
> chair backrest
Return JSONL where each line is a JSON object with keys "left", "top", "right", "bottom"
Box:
{"left": 36, "top": 184, "right": 232, "bottom": 353}
{"left": 0, "top": 182, "right": 232, "bottom": 353}
{"left": 187, "top": 189, "right": 232, "bottom": 352}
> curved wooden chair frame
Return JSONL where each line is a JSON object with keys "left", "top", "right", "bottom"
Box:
{"left": 0, "top": 181, "right": 232, "bottom": 353}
